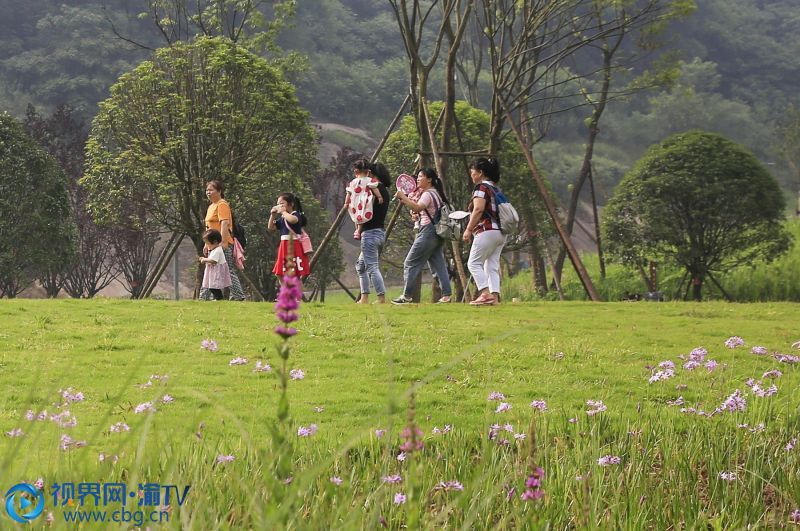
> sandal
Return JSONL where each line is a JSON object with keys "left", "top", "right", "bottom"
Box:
{"left": 469, "top": 293, "right": 497, "bottom": 306}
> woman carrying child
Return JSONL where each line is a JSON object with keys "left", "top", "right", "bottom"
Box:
{"left": 268, "top": 192, "right": 311, "bottom": 279}
{"left": 345, "top": 158, "right": 384, "bottom": 240}
{"left": 198, "top": 229, "right": 232, "bottom": 300}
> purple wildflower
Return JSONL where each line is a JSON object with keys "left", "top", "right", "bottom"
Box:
{"left": 60, "top": 388, "right": 85, "bottom": 403}
{"left": 751, "top": 346, "right": 768, "bottom": 355}
{"left": 215, "top": 454, "right": 235, "bottom": 464}
{"left": 6, "top": 428, "right": 23, "bottom": 437}
{"left": 289, "top": 369, "right": 305, "bottom": 380}
{"left": 658, "top": 360, "right": 675, "bottom": 370}
{"left": 397, "top": 452, "right": 407, "bottom": 462}
{"left": 762, "top": 369, "right": 782, "bottom": 379}
{"left": 786, "top": 438, "right": 797, "bottom": 452}
{"left": 330, "top": 476, "right": 343, "bottom": 486}
{"left": 50, "top": 411, "right": 77, "bottom": 428}
{"left": 297, "top": 424, "right": 318, "bottom": 437}
{"left": 134, "top": 402, "right": 156, "bottom": 414}
{"left": 382, "top": 474, "right": 402, "bottom": 484}
{"left": 719, "top": 471, "right": 737, "bottom": 481}
{"left": 393, "top": 492, "right": 407, "bottom": 505}
{"left": 719, "top": 389, "right": 746, "bottom": 412}
{"left": 725, "top": 336, "right": 745, "bottom": 349}
{"left": 514, "top": 433, "right": 526, "bottom": 441}
{"left": 433, "top": 480, "right": 464, "bottom": 491}
{"left": 597, "top": 455, "right": 621, "bottom": 466}
{"left": 649, "top": 369, "right": 675, "bottom": 384}
{"left": 683, "top": 360, "right": 701, "bottom": 371}
{"left": 529, "top": 400, "right": 548, "bottom": 411}
{"left": 704, "top": 360, "right": 718, "bottom": 372}
{"left": 229, "top": 357, "right": 248, "bottom": 366}
{"left": 774, "top": 353, "right": 800, "bottom": 364}
{"left": 666, "top": 396, "right": 684, "bottom": 406}
{"left": 253, "top": 361, "right": 272, "bottom": 372}
{"left": 689, "top": 347, "right": 708, "bottom": 362}
{"left": 375, "top": 429, "right": 386, "bottom": 439}
{"left": 200, "top": 339, "right": 218, "bottom": 352}
{"left": 586, "top": 400, "right": 607, "bottom": 416}
{"left": 399, "top": 426, "right": 424, "bottom": 452}
{"left": 487, "top": 391, "right": 506, "bottom": 401}
{"left": 161, "top": 394, "right": 174, "bottom": 404}
{"left": 274, "top": 275, "right": 302, "bottom": 338}
{"left": 568, "top": 417, "right": 578, "bottom": 424}
{"left": 495, "top": 402, "right": 512, "bottom": 413}
{"left": 790, "top": 509, "right": 800, "bottom": 523}
{"left": 110, "top": 422, "right": 130, "bottom": 433}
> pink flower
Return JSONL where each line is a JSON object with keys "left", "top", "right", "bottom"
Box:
{"left": 514, "top": 433, "right": 526, "bottom": 440}
{"left": 521, "top": 489, "right": 543, "bottom": 501}
{"left": 229, "top": 357, "right": 248, "bottom": 366}
{"left": 487, "top": 391, "right": 505, "bottom": 401}
{"left": 597, "top": 455, "right": 621, "bottom": 466}
{"left": 658, "top": 360, "right": 675, "bottom": 370}
{"left": 397, "top": 452, "right": 407, "bottom": 462}
{"left": 215, "top": 454, "right": 235, "bottom": 464}
{"left": 683, "top": 360, "right": 700, "bottom": 371}
{"left": 161, "top": 394, "right": 174, "bottom": 404}
{"left": 6, "top": 428, "right": 23, "bottom": 437}
{"left": 289, "top": 369, "right": 305, "bottom": 380}
{"left": 330, "top": 476, "right": 343, "bottom": 485}
{"left": 568, "top": 417, "right": 578, "bottom": 424}
{"left": 790, "top": 509, "right": 800, "bottom": 523}
{"left": 274, "top": 275, "right": 302, "bottom": 338}
{"left": 704, "top": 360, "right": 718, "bottom": 372}
{"left": 110, "top": 422, "right": 130, "bottom": 433}
{"left": 200, "top": 339, "right": 218, "bottom": 352}
{"left": 785, "top": 438, "right": 796, "bottom": 452}
{"left": 719, "top": 389, "right": 746, "bottom": 412}
{"left": 689, "top": 347, "right": 708, "bottom": 362}
{"left": 751, "top": 346, "right": 768, "bottom": 355}
{"left": 762, "top": 369, "right": 782, "bottom": 379}
{"left": 382, "top": 474, "right": 402, "bottom": 484}
{"left": 433, "top": 480, "right": 464, "bottom": 491}
{"left": 393, "top": 492, "right": 407, "bottom": 505}
{"left": 375, "top": 429, "right": 386, "bottom": 439}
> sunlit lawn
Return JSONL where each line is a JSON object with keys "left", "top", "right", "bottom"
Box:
{"left": 1, "top": 298, "right": 799, "bottom": 528}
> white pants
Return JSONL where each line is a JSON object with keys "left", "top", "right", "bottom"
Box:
{"left": 467, "top": 229, "right": 506, "bottom": 293}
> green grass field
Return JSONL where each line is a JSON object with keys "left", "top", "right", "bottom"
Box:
{"left": 1, "top": 299, "right": 799, "bottom": 528}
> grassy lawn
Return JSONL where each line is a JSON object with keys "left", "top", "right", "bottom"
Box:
{"left": 1, "top": 298, "right": 799, "bottom": 528}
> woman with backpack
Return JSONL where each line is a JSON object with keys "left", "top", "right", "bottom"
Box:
{"left": 391, "top": 167, "right": 453, "bottom": 305}
{"left": 463, "top": 157, "right": 506, "bottom": 306}
{"left": 201, "top": 180, "right": 245, "bottom": 301}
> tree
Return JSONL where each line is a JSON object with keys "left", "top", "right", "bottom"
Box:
{"left": 0, "top": 112, "right": 75, "bottom": 297}
{"left": 603, "top": 130, "right": 790, "bottom": 301}
{"left": 83, "top": 36, "right": 320, "bottom": 297}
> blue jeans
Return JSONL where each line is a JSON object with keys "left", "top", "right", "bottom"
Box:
{"left": 356, "top": 228, "right": 386, "bottom": 296}
{"left": 402, "top": 223, "right": 452, "bottom": 298}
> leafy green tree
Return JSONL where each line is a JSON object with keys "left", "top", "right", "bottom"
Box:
{"left": 603, "top": 130, "right": 790, "bottom": 301}
{"left": 83, "top": 36, "right": 319, "bottom": 297}
{"left": 0, "top": 112, "right": 75, "bottom": 297}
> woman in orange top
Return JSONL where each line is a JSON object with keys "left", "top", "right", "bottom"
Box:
{"left": 201, "top": 180, "right": 245, "bottom": 301}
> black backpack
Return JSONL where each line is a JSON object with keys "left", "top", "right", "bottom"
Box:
{"left": 231, "top": 211, "right": 247, "bottom": 249}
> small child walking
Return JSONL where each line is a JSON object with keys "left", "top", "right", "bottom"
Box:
{"left": 199, "top": 229, "right": 232, "bottom": 300}
{"left": 345, "top": 158, "right": 384, "bottom": 240}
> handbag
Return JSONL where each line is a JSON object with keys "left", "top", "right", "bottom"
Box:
{"left": 232, "top": 237, "right": 246, "bottom": 270}
{"left": 289, "top": 224, "right": 313, "bottom": 255}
